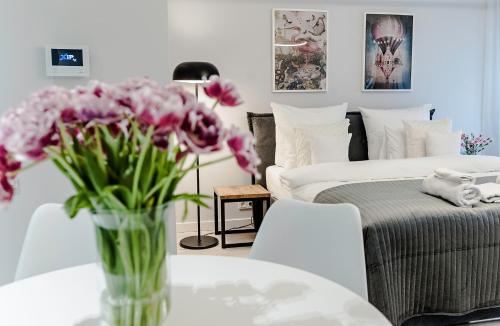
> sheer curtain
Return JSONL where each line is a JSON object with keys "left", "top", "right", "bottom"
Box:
{"left": 482, "top": 0, "right": 500, "bottom": 155}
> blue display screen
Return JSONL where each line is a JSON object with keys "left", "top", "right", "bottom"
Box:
{"left": 51, "top": 49, "right": 83, "bottom": 66}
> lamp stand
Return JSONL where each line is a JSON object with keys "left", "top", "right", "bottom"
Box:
{"left": 179, "top": 84, "right": 219, "bottom": 250}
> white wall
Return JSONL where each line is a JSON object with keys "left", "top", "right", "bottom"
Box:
{"left": 0, "top": 0, "right": 488, "bottom": 285}
{"left": 168, "top": 0, "right": 487, "bottom": 221}
{"left": 0, "top": 0, "right": 169, "bottom": 285}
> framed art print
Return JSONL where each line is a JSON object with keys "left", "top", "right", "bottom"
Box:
{"left": 363, "top": 13, "right": 414, "bottom": 91}
{"left": 273, "top": 9, "right": 328, "bottom": 92}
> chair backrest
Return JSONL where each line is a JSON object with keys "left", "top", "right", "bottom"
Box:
{"left": 15, "top": 204, "right": 97, "bottom": 281}
{"left": 249, "top": 198, "right": 368, "bottom": 299}
{"left": 16, "top": 203, "right": 178, "bottom": 281}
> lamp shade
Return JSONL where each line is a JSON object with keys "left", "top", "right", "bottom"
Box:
{"left": 172, "top": 62, "right": 219, "bottom": 84}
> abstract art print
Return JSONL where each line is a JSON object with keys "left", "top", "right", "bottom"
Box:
{"left": 363, "top": 13, "right": 414, "bottom": 91}
{"left": 273, "top": 9, "right": 327, "bottom": 92}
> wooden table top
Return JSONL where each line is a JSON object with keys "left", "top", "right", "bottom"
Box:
{"left": 214, "top": 184, "right": 271, "bottom": 200}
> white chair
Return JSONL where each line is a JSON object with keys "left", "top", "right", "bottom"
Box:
{"left": 16, "top": 203, "right": 178, "bottom": 281}
{"left": 249, "top": 198, "right": 368, "bottom": 299}
{"left": 15, "top": 204, "right": 98, "bottom": 281}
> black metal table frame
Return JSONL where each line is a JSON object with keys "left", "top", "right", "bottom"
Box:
{"left": 214, "top": 193, "right": 271, "bottom": 249}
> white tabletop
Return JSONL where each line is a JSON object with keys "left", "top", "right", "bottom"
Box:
{"left": 0, "top": 255, "right": 390, "bottom": 325}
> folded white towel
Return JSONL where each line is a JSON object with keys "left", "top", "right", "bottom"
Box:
{"left": 434, "top": 168, "right": 475, "bottom": 185}
{"left": 476, "top": 183, "right": 500, "bottom": 203}
{"left": 497, "top": 175, "right": 500, "bottom": 184}
{"left": 422, "top": 175, "right": 481, "bottom": 207}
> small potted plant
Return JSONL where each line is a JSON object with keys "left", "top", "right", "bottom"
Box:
{"left": 461, "top": 132, "right": 493, "bottom": 155}
{"left": 0, "top": 77, "right": 260, "bottom": 326}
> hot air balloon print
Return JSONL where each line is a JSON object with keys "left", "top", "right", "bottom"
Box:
{"left": 363, "top": 13, "right": 414, "bottom": 91}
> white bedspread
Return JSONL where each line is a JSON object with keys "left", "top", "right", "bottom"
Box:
{"left": 275, "top": 155, "right": 500, "bottom": 202}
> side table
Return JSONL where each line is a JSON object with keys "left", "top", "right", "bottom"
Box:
{"left": 214, "top": 185, "right": 271, "bottom": 249}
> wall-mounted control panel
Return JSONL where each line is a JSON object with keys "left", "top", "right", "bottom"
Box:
{"left": 45, "top": 45, "right": 89, "bottom": 77}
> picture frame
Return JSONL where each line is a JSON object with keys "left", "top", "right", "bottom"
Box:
{"left": 362, "top": 12, "right": 414, "bottom": 92}
{"left": 272, "top": 8, "right": 328, "bottom": 92}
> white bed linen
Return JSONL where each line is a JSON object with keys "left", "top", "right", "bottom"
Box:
{"left": 269, "top": 156, "right": 500, "bottom": 202}
{"left": 266, "top": 165, "right": 291, "bottom": 199}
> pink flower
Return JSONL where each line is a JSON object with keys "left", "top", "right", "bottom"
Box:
{"left": 177, "top": 103, "right": 225, "bottom": 154}
{"left": 0, "top": 175, "right": 15, "bottom": 202}
{"left": 130, "top": 84, "right": 197, "bottom": 150}
{"left": 132, "top": 85, "right": 193, "bottom": 130}
{"left": 0, "top": 87, "right": 71, "bottom": 160}
{"left": 203, "top": 76, "right": 243, "bottom": 107}
{"left": 461, "top": 132, "right": 493, "bottom": 155}
{"left": 0, "top": 146, "right": 20, "bottom": 203}
{"left": 115, "top": 77, "right": 162, "bottom": 111}
{"left": 117, "top": 77, "right": 159, "bottom": 92}
{"left": 70, "top": 81, "right": 129, "bottom": 126}
{"left": 0, "top": 146, "right": 21, "bottom": 174}
{"left": 226, "top": 127, "right": 261, "bottom": 178}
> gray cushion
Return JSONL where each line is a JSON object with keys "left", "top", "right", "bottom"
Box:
{"left": 247, "top": 113, "right": 276, "bottom": 186}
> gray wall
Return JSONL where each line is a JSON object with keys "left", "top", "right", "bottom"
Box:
{"left": 0, "top": 0, "right": 169, "bottom": 285}
{"left": 168, "top": 0, "right": 487, "bottom": 222}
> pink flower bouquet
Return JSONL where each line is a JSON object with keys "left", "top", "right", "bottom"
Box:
{"left": 461, "top": 133, "right": 493, "bottom": 155}
{"left": 0, "top": 77, "right": 259, "bottom": 325}
{"left": 0, "top": 77, "right": 259, "bottom": 212}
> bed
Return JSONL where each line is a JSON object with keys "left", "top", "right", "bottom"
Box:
{"left": 247, "top": 111, "right": 500, "bottom": 326}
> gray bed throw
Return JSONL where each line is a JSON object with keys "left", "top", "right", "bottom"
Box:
{"left": 314, "top": 177, "right": 500, "bottom": 325}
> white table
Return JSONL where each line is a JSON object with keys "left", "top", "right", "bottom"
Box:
{"left": 0, "top": 255, "right": 390, "bottom": 325}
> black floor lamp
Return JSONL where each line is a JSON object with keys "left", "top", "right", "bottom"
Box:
{"left": 173, "top": 62, "right": 220, "bottom": 250}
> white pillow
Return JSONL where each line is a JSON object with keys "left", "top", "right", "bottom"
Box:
{"left": 294, "top": 119, "right": 350, "bottom": 167}
{"left": 272, "top": 102, "right": 348, "bottom": 168}
{"left": 425, "top": 130, "right": 462, "bottom": 157}
{"left": 385, "top": 127, "right": 406, "bottom": 160}
{"left": 404, "top": 119, "right": 452, "bottom": 158}
{"left": 310, "top": 133, "right": 352, "bottom": 164}
{"left": 359, "top": 105, "right": 432, "bottom": 160}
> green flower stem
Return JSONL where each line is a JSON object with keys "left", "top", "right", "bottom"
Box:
{"left": 57, "top": 121, "right": 79, "bottom": 170}
{"left": 140, "top": 226, "right": 152, "bottom": 290}
{"left": 95, "top": 209, "right": 168, "bottom": 326}
{"left": 156, "top": 171, "right": 177, "bottom": 207}
{"left": 131, "top": 126, "right": 154, "bottom": 208}
{"left": 45, "top": 147, "right": 86, "bottom": 190}
{"left": 142, "top": 147, "right": 158, "bottom": 193}
{"left": 143, "top": 174, "right": 174, "bottom": 203}
{"left": 93, "top": 126, "right": 108, "bottom": 174}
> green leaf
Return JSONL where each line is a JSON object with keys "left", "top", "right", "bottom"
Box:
{"left": 140, "top": 146, "right": 157, "bottom": 195}
{"left": 103, "top": 185, "right": 134, "bottom": 209}
{"left": 82, "top": 150, "right": 108, "bottom": 193}
{"left": 143, "top": 170, "right": 177, "bottom": 203}
{"left": 172, "top": 193, "right": 211, "bottom": 208}
{"left": 46, "top": 147, "right": 86, "bottom": 190}
{"left": 99, "top": 126, "right": 119, "bottom": 158}
{"left": 132, "top": 126, "right": 154, "bottom": 208}
{"left": 94, "top": 228, "right": 120, "bottom": 274}
{"left": 57, "top": 121, "right": 79, "bottom": 170}
{"left": 64, "top": 193, "right": 91, "bottom": 218}
{"left": 93, "top": 127, "right": 108, "bottom": 175}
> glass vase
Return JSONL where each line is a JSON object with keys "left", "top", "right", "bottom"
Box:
{"left": 91, "top": 205, "right": 173, "bottom": 326}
